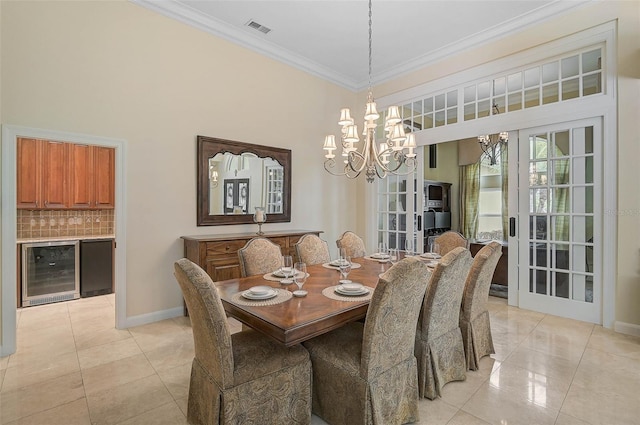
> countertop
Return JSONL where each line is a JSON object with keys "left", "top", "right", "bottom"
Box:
{"left": 17, "top": 235, "right": 115, "bottom": 243}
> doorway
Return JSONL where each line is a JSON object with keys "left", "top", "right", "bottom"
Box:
{"left": 1, "top": 125, "right": 127, "bottom": 356}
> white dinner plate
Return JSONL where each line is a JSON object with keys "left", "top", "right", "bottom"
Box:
{"left": 370, "top": 253, "right": 390, "bottom": 259}
{"left": 241, "top": 289, "right": 277, "bottom": 300}
{"left": 420, "top": 252, "right": 441, "bottom": 259}
{"left": 272, "top": 268, "right": 293, "bottom": 278}
{"left": 340, "top": 282, "right": 364, "bottom": 292}
{"left": 330, "top": 259, "right": 350, "bottom": 267}
{"left": 335, "top": 286, "right": 369, "bottom": 296}
{"left": 248, "top": 285, "right": 272, "bottom": 295}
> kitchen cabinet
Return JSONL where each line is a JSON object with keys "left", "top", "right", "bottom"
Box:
{"left": 69, "top": 144, "right": 115, "bottom": 209}
{"left": 181, "top": 230, "right": 322, "bottom": 282}
{"left": 17, "top": 138, "right": 68, "bottom": 209}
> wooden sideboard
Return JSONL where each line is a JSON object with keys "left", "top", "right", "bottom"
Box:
{"left": 181, "top": 230, "right": 323, "bottom": 282}
{"left": 469, "top": 241, "right": 508, "bottom": 286}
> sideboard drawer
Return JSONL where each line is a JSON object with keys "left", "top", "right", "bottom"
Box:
{"left": 205, "top": 240, "right": 248, "bottom": 257}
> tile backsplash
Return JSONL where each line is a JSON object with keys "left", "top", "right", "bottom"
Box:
{"left": 18, "top": 210, "right": 114, "bottom": 239}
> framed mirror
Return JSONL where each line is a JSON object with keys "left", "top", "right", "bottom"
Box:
{"left": 197, "top": 135, "right": 292, "bottom": 226}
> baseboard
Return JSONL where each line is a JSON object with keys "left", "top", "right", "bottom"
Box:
{"left": 614, "top": 321, "right": 640, "bottom": 337}
{"left": 120, "top": 306, "right": 184, "bottom": 329}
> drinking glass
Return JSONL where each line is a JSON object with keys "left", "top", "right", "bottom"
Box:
{"left": 338, "top": 255, "right": 352, "bottom": 283}
{"left": 405, "top": 238, "right": 414, "bottom": 256}
{"left": 293, "top": 262, "right": 307, "bottom": 290}
{"left": 378, "top": 242, "right": 388, "bottom": 257}
{"left": 281, "top": 255, "right": 293, "bottom": 284}
{"left": 429, "top": 242, "right": 440, "bottom": 256}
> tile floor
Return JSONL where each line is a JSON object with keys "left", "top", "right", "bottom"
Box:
{"left": 1, "top": 294, "right": 639, "bottom": 424}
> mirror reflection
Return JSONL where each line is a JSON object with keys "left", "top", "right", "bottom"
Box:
{"left": 208, "top": 152, "right": 284, "bottom": 215}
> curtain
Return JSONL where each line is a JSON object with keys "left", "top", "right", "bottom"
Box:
{"left": 459, "top": 162, "right": 480, "bottom": 239}
{"left": 500, "top": 147, "right": 509, "bottom": 241}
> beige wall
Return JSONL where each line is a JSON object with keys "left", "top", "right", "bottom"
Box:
{"left": 0, "top": 0, "right": 358, "bottom": 320}
{"left": 373, "top": 1, "right": 640, "bottom": 327}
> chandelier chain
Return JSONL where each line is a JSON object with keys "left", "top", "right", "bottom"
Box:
{"left": 368, "top": 0, "right": 373, "bottom": 93}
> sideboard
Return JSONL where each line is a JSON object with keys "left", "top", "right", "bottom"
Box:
{"left": 181, "top": 230, "right": 323, "bottom": 282}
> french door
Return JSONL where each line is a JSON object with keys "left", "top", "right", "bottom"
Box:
{"left": 376, "top": 150, "right": 424, "bottom": 254}
{"left": 517, "top": 118, "right": 601, "bottom": 323}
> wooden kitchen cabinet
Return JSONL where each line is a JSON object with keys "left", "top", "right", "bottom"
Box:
{"left": 17, "top": 138, "right": 68, "bottom": 209}
{"left": 182, "top": 230, "right": 322, "bottom": 282}
{"left": 69, "top": 144, "right": 115, "bottom": 209}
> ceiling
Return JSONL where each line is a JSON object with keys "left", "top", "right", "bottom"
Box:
{"left": 133, "top": 0, "right": 590, "bottom": 91}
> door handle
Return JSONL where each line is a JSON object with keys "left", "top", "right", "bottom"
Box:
{"left": 509, "top": 217, "right": 516, "bottom": 237}
{"left": 417, "top": 215, "right": 422, "bottom": 231}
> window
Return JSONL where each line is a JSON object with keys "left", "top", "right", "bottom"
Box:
{"left": 477, "top": 154, "right": 504, "bottom": 240}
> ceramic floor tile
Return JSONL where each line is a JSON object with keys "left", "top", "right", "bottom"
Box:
{"left": 502, "top": 346, "right": 578, "bottom": 384}
{"left": 0, "top": 372, "right": 85, "bottom": 423}
{"left": 560, "top": 380, "right": 640, "bottom": 425}
{"left": 439, "top": 368, "right": 489, "bottom": 408}
{"left": 85, "top": 374, "right": 173, "bottom": 425}
{"left": 17, "top": 314, "right": 71, "bottom": 332}
{"left": 77, "top": 337, "right": 142, "bottom": 370}
{"left": 416, "top": 397, "right": 459, "bottom": 425}
{"left": 445, "top": 411, "right": 492, "bottom": 425}
{"left": 143, "top": 333, "right": 194, "bottom": 372}
{"left": 484, "top": 362, "right": 571, "bottom": 412}
{"left": 9, "top": 333, "right": 77, "bottom": 368}
{"left": 175, "top": 396, "right": 188, "bottom": 418}
{"left": 1, "top": 350, "right": 80, "bottom": 392}
{"left": 105, "top": 293, "right": 116, "bottom": 306}
{"left": 156, "top": 362, "right": 191, "bottom": 401}
{"left": 518, "top": 328, "right": 589, "bottom": 363}
{"left": 70, "top": 313, "right": 116, "bottom": 336}
{"left": 0, "top": 355, "right": 9, "bottom": 371}
{"left": 170, "top": 315, "right": 192, "bottom": 332}
{"left": 462, "top": 384, "right": 558, "bottom": 425}
{"left": 0, "top": 369, "right": 5, "bottom": 390}
{"left": 3, "top": 398, "right": 91, "bottom": 425}
{"left": 81, "top": 353, "right": 156, "bottom": 395}
{"left": 554, "top": 412, "right": 592, "bottom": 425}
{"left": 128, "top": 319, "right": 188, "bottom": 353}
{"left": 73, "top": 327, "right": 132, "bottom": 351}
{"left": 587, "top": 325, "right": 640, "bottom": 359}
{"left": 114, "top": 401, "right": 188, "bottom": 425}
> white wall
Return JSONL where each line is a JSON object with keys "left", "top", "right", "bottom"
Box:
{"left": 371, "top": 1, "right": 640, "bottom": 327}
{"left": 0, "top": 0, "right": 358, "bottom": 329}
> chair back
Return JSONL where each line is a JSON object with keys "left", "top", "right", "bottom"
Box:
{"left": 462, "top": 242, "right": 502, "bottom": 321}
{"left": 434, "top": 231, "right": 468, "bottom": 256}
{"left": 336, "top": 231, "right": 367, "bottom": 258}
{"left": 238, "top": 237, "right": 282, "bottom": 277}
{"left": 360, "top": 257, "right": 429, "bottom": 380}
{"left": 419, "top": 247, "right": 473, "bottom": 341}
{"left": 294, "top": 234, "right": 331, "bottom": 265}
{"left": 174, "top": 258, "right": 234, "bottom": 388}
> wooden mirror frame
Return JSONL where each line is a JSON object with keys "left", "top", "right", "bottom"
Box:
{"left": 197, "top": 135, "right": 292, "bottom": 226}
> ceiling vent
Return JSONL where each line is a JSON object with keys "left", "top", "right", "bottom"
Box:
{"left": 246, "top": 20, "right": 272, "bottom": 35}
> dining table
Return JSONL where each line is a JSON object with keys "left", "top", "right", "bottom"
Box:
{"left": 215, "top": 255, "right": 399, "bottom": 346}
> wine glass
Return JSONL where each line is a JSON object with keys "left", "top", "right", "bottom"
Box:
{"left": 338, "top": 255, "right": 352, "bottom": 283}
{"left": 429, "top": 241, "right": 440, "bottom": 257}
{"left": 293, "top": 262, "right": 307, "bottom": 296}
{"left": 281, "top": 255, "right": 293, "bottom": 284}
{"left": 405, "top": 238, "right": 414, "bottom": 256}
{"left": 378, "top": 242, "right": 388, "bottom": 258}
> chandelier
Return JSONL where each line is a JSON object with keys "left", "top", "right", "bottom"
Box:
{"left": 322, "top": 0, "right": 417, "bottom": 183}
{"left": 478, "top": 103, "right": 508, "bottom": 166}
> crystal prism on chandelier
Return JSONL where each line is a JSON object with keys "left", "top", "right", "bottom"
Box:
{"left": 322, "top": 0, "right": 417, "bottom": 183}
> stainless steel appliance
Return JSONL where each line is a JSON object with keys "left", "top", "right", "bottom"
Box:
{"left": 22, "top": 240, "right": 80, "bottom": 306}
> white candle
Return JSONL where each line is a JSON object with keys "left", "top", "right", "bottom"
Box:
{"left": 255, "top": 210, "right": 265, "bottom": 222}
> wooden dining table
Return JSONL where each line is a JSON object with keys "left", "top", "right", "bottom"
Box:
{"left": 215, "top": 256, "right": 396, "bottom": 346}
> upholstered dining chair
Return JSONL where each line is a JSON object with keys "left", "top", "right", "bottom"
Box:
{"left": 174, "top": 258, "right": 312, "bottom": 425}
{"left": 294, "top": 233, "right": 331, "bottom": 265}
{"left": 303, "top": 257, "right": 429, "bottom": 425}
{"left": 415, "top": 246, "right": 473, "bottom": 399}
{"left": 434, "top": 231, "right": 468, "bottom": 256}
{"left": 460, "top": 241, "right": 502, "bottom": 370}
{"left": 237, "top": 237, "right": 282, "bottom": 277}
{"left": 335, "top": 230, "right": 367, "bottom": 258}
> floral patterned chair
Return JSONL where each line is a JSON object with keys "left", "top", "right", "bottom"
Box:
{"left": 434, "top": 231, "right": 468, "bottom": 256}
{"left": 174, "top": 258, "right": 312, "bottom": 425}
{"left": 415, "top": 246, "right": 473, "bottom": 399}
{"left": 237, "top": 237, "right": 282, "bottom": 277}
{"left": 336, "top": 231, "right": 367, "bottom": 258}
{"left": 294, "top": 233, "right": 331, "bottom": 265}
{"left": 460, "top": 241, "right": 502, "bottom": 370}
{"left": 303, "top": 257, "right": 429, "bottom": 425}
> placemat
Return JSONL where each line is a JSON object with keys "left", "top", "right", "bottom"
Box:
{"left": 363, "top": 256, "right": 392, "bottom": 263}
{"left": 262, "top": 272, "right": 309, "bottom": 282}
{"left": 231, "top": 288, "right": 293, "bottom": 306}
{"left": 322, "top": 262, "right": 362, "bottom": 270}
{"left": 322, "top": 285, "right": 374, "bottom": 302}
